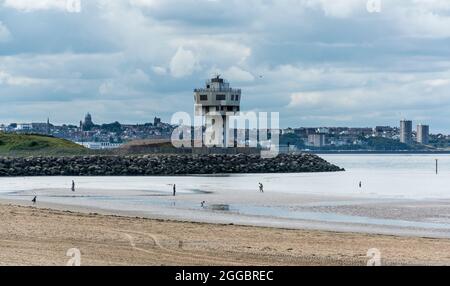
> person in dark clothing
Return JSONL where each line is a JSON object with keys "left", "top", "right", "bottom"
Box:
{"left": 259, "top": 182, "right": 264, "bottom": 193}
{"left": 32, "top": 196, "right": 37, "bottom": 204}
{"left": 173, "top": 184, "right": 176, "bottom": 196}
{"left": 71, "top": 180, "right": 75, "bottom": 192}
{"left": 359, "top": 181, "right": 362, "bottom": 188}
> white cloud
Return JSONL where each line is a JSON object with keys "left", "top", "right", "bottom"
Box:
{"left": 394, "top": 7, "right": 450, "bottom": 38}
{"left": 98, "top": 80, "right": 114, "bottom": 95}
{"left": 424, "top": 79, "right": 450, "bottom": 87}
{"left": 170, "top": 37, "right": 252, "bottom": 67}
{"left": 169, "top": 46, "right": 197, "bottom": 78}
{"left": 223, "top": 66, "right": 254, "bottom": 82}
{"left": 151, "top": 65, "right": 167, "bottom": 75}
{"left": 0, "top": 70, "right": 42, "bottom": 86}
{"left": 288, "top": 89, "right": 366, "bottom": 109}
{"left": 3, "top": 0, "right": 73, "bottom": 12}
{"left": 126, "top": 68, "right": 150, "bottom": 84}
{"left": 129, "top": 0, "right": 158, "bottom": 8}
{"left": 98, "top": 69, "right": 150, "bottom": 96}
{"left": 304, "top": 0, "right": 364, "bottom": 18}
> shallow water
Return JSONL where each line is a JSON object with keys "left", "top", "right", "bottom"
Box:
{"left": 1, "top": 154, "right": 450, "bottom": 238}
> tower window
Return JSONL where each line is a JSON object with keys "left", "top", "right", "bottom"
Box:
{"left": 200, "top": 94, "right": 208, "bottom": 101}
{"left": 231, "top": 95, "right": 235, "bottom": 100}
{"left": 216, "top": 94, "right": 226, "bottom": 100}
{"left": 235, "top": 95, "right": 239, "bottom": 101}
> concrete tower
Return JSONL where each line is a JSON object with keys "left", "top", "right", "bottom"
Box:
{"left": 194, "top": 76, "right": 241, "bottom": 147}
{"left": 400, "top": 120, "right": 413, "bottom": 144}
{"left": 417, "top": 124, "right": 429, "bottom": 145}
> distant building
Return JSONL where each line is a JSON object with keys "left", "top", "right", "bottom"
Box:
{"left": 82, "top": 113, "right": 95, "bottom": 131}
{"left": 308, "top": 134, "right": 326, "bottom": 147}
{"left": 400, "top": 120, "right": 413, "bottom": 144}
{"left": 282, "top": 128, "right": 295, "bottom": 135}
{"left": 316, "top": 127, "right": 329, "bottom": 134}
{"left": 16, "top": 123, "right": 33, "bottom": 131}
{"left": 348, "top": 128, "right": 373, "bottom": 137}
{"left": 416, "top": 124, "right": 429, "bottom": 145}
{"left": 154, "top": 117, "right": 161, "bottom": 127}
{"left": 293, "top": 128, "right": 316, "bottom": 137}
{"left": 76, "top": 142, "right": 123, "bottom": 150}
{"left": 374, "top": 126, "right": 394, "bottom": 137}
{"left": 31, "top": 122, "right": 52, "bottom": 134}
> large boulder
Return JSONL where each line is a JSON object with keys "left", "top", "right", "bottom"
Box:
{"left": 0, "top": 153, "right": 344, "bottom": 177}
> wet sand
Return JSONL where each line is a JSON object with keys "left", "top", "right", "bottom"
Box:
{"left": 3, "top": 175, "right": 450, "bottom": 238}
{"left": 1, "top": 203, "right": 450, "bottom": 266}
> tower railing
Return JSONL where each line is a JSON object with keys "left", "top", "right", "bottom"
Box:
{"left": 194, "top": 88, "right": 241, "bottom": 93}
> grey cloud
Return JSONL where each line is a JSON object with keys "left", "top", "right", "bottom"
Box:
{"left": 0, "top": 0, "right": 450, "bottom": 132}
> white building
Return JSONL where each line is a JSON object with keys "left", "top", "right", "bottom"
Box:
{"left": 282, "top": 128, "right": 295, "bottom": 135}
{"left": 316, "top": 127, "right": 329, "bottom": 134}
{"left": 194, "top": 76, "right": 241, "bottom": 147}
{"left": 16, "top": 123, "right": 33, "bottom": 131}
{"left": 76, "top": 142, "right": 123, "bottom": 150}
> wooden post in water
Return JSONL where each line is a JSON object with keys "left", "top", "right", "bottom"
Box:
{"left": 436, "top": 159, "right": 439, "bottom": 175}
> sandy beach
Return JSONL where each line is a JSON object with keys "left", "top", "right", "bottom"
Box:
{"left": 1, "top": 155, "right": 449, "bottom": 265}
{"left": 1, "top": 203, "right": 450, "bottom": 266}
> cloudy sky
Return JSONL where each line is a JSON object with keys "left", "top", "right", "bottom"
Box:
{"left": 0, "top": 0, "right": 450, "bottom": 132}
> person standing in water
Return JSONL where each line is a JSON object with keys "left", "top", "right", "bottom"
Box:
{"left": 259, "top": 182, "right": 264, "bottom": 193}
{"left": 32, "top": 196, "right": 37, "bottom": 204}
{"left": 359, "top": 181, "right": 362, "bottom": 188}
{"left": 173, "top": 184, "right": 176, "bottom": 196}
{"left": 71, "top": 180, "right": 75, "bottom": 192}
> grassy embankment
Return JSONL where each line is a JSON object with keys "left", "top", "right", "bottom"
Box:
{"left": 0, "top": 132, "right": 89, "bottom": 156}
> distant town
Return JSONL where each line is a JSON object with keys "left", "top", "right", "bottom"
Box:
{"left": 0, "top": 113, "right": 174, "bottom": 150}
{"left": 279, "top": 120, "right": 449, "bottom": 152}
{"left": 0, "top": 113, "right": 449, "bottom": 152}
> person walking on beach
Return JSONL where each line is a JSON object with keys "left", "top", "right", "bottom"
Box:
{"left": 359, "top": 181, "right": 362, "bottom": 189}
{"left": 173, "top": 184, "right": 176, "bottom": 196}
{"left": 71, "top": 180, "right": 75, "bottom": 192}
{"left": 259, "top": 182, "right": 264, "bottom": 193}
{"left": 201, "top": 201, "right": 206, "bottom": 208}
{"left": 32, "top": 196, "right": 37, "bottom": 204}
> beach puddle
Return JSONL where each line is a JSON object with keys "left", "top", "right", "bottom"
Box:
{"left": 232, "top": 204, "right": 450, "bottom": 230}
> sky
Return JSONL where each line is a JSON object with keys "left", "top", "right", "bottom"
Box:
{"left": 0, "top": 0, "right": 450, "bottom": 132}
